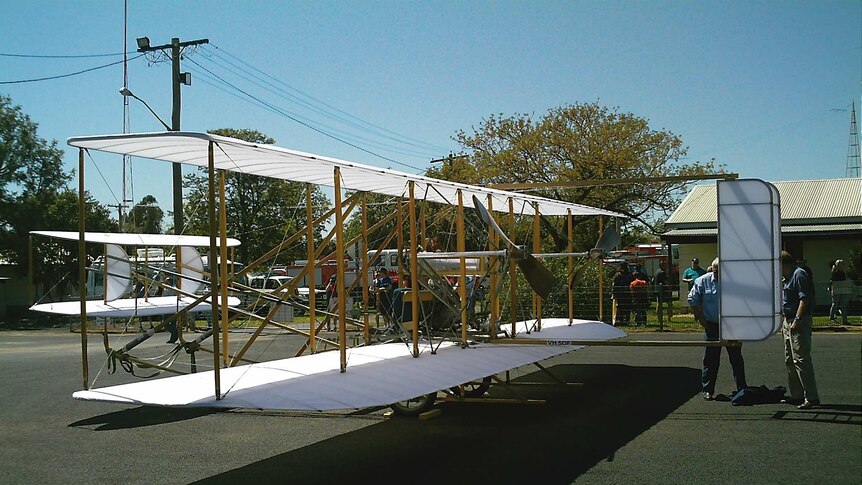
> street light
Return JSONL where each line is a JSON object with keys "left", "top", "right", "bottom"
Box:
{"left": 119, "top": 87, "right": 171, "bottom": 131}
{"left": 133, "top": 35, "right": 208, "bottom": 236}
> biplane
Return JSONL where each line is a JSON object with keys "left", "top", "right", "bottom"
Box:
{"left": 50, "top": 131, "right": 782, "bottom": 416}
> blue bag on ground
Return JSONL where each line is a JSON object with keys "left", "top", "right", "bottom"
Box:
{"left": 730, "top": 385, "right": 787, "bottom": 406}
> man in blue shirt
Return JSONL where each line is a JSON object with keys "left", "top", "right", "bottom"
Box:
{"left": 687, "top": 258, "right": 747, "bottom": 400}
{"left": 781, "top": 251, "right": 820, "bottom": 409}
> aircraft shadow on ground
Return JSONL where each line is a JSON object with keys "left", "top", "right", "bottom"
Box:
{"left": 771, "top": 405, "right": 862, "bottom": 426}
{"left": 195, "top": 363, "right": 700, "bottom": 484}
{"left": 68, "top": 406, "right": 218, "bottom": 431}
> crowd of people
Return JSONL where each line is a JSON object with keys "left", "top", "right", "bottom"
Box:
{"left": 612, "top": 259, "right": 678, "bottom": 326}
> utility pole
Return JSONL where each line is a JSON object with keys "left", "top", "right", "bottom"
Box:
{"left": 136, "top": 36, "right": 209, "bottom": 235}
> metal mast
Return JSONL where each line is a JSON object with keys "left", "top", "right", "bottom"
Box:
{"left": 847, "top": 101, "right": 860, "bottom": 178}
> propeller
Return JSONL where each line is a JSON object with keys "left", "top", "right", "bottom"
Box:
{"left": 472, "top": 195, "right": 557, "bottom": 299}
{"left": 568, "top": 225, "right": 621, "bottom": 287}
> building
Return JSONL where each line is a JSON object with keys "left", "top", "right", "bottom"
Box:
{"left": 663, "top": 178, "right": 862, "bottom": 308}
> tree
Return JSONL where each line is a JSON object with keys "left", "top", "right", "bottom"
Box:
{"left": 427, "top": 101, "right": 723, "bottom": 251}
{"left": 124, "top": 195, "right": 164, "bottom": 234}
{"left": 182, "top": 129, "right": 329, "bottom": 267}
{"left": 0, "top": 95, "right": 116, "bottom": 294}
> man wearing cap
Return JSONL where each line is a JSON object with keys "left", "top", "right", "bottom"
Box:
{"left": 781, "top": 251, "right": 820, "bottom": 409}
{"left": 682, "top": 258, "right": 707, "bottom": 293}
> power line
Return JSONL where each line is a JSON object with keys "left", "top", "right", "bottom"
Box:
{"left": 0, "top": 54, "right": 144, "bottom": 84}
{"left": 0, "top": 51, "right": 126, "bottom": 58}
{"left": 205, "top": 44, "right": 451, "bottom": 153}
{"left": 185, "top": 58, "right": 426, "bottom": 172}
{"left": 196, "top": 50, "right": 442, "bottom": 157}
{"left": 189, "top": 58, "right": 438, "bottom": 159}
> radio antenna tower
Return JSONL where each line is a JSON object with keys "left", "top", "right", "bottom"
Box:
{"left": 847, "top": 101, "right": 860, "bottom": 178}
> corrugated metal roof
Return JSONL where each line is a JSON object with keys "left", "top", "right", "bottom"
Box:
{"left": 664, "top": 223, "right": 862, "bottom": 238}
{"left": 666, "top": 178, "right": 862, "bottom": 228}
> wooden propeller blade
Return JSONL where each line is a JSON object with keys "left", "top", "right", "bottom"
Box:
{"left": 471, "top": 195, "right": 516, "bottom": 248}
{"left": 517, "top": 254, "right": 557, "bottom": 299}
{"left": 594, "top": 225, "right": 620, "bottom": 256}
{"left": 568, "top": 260, "right": 590, "bottom": 287}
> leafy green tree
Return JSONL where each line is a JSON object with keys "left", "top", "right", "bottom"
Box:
{"left": 428, "top": 102, "right": 723, "bottom": 252}
{"left": 182, "top": 128, "right": 329, "bottom": 267}
{"left": 0, "top": 94, "right": 116, "bottom": 296}
{"left": 124, "top": 194, "right": 164, "bottom": 234}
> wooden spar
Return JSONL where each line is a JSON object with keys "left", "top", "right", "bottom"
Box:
{"left": 361, "top": 194, "right": 370, "bottom": 344}
{"left": 207, "top": 141, "right": 221, "bottom": 399}
{"left": 230, "top": 199, "right": 365, "bottom": 362}
{"left": 231, "top": 205, "right": 401, "bottom": 364}
{"left": 396, "top": 199, "right": 404, "bottom": 285}
{"left": 457, "top": 190, "right": 467, "bottom": 347}
{"left": 175, "top": 233, "right": 184, "bottom": 341}
{"left": 487, "top": 195, "right": 498, "bottom": 338}
{"left": 78, "top": 148, "right": 88, "bottom": 389}
{"left": 234, "top": 193, "right": 361, "bottom": 280}
{"left": 335, "top": 167, "right": 347, "bottom": 372}
{"left": 533, "top": 203, "right": 541, "bottom": 331}
{"left": 102, "top": 244, "right": 108, "bottom": 304}
{"left": 420, "top": 203, "right": 427, "bottom": 249}
{"left": 408, "top": 182, "right": 419, "bottom": 358}
{"left": 567, "top": 209, "right": 573, "bottom": 325}
{"left": 599, "top": 216, "right": 607, "bottom": 321}
{"left": 508, "top": 198, "right": 517, "bottom": 336}
{"left": 219, "top": 171, "right": 230, "bottom": 366}
{"left": 306, "top": 184, "right": 316, "bottom": 353}
{"left": 101, "top": 244, "right": 109, "bottom": 349}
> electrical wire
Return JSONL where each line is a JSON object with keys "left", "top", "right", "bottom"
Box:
{"left": 0, "top": 51, "right": 126, "bottom": 58}
{"left": 187, "top": 62, "right": 435, "bottom": 161}
{"left": 185, "top": 58, "right": 427, "bottom": 171}
{"left": 205, "top": 44, "right": 451, "bottom": 154}
{"left": 0, "top": 54, "right": 144, "bottom": 84}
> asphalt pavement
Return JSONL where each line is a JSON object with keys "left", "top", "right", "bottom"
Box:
{"left": 0, "top": 327, "right": 859, "bottom": 484}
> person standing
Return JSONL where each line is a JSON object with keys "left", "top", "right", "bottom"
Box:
{"left": 687, "top": 258, "right": 747, "bottom": 400}
{"left": 828, "top": 259, "right": 852, "bottom": 325}
{"left": 630, "top": 268, "right": 651, "bottom": 326}
{"left": 682, "top": 258, "right": 707, "bottom": 293}
{"left": 161, "top": 276, "right": 178, "bottom": 344}
{"left": 323, "top": 274, "right": 339, "bottom": 331}
{"left": 781, "top": 251, "right": 820, "bottom": 409}
{"left": 653, "top": 261, "right": 671, "bottom": 324}
{"left": 612, "top": 263, "right": 633, "bottom": 325}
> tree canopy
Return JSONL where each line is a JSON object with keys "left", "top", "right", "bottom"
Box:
{"left": 0, "top": 94, "right": 116, "bottom": 293}
{"left": 427, "top": 101, "right": 723, "bottom": 251}
{"left": 123, "top": 194, "right": 164, "bottom": 234}
{"left": 182, "top": 128, "right": 330, "bottom": 268}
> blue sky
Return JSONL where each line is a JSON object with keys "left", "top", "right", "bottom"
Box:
{"left": 2, "top": 1, "right": 860, "bottom": 220}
